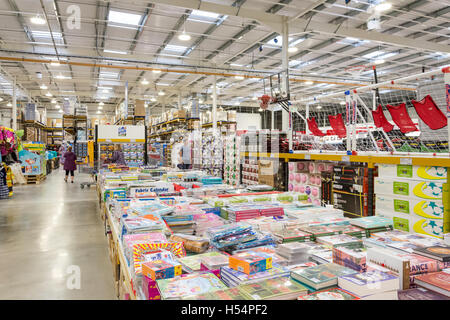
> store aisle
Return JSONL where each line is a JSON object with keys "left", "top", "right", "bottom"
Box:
{"left": 0, "top": 169, "right": 115, "bottom": 299}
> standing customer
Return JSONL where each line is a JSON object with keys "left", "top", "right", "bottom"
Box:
{"left": 63, "top": 146, "right": 77, "bottom": 183}
{"left": 111, "top": 144, "right": 126, "bottom": 165}
{"left": 178, "top": 137, "right": 192, "bottom": 170}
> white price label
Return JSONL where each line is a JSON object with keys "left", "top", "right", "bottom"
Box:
{"left": 342, "top": 156, "right": 350, "bottom": 162}
{"left": 106, "top": 139, "right": 112, "bottom": 143}
{"left": 130, "top": 139, "right": 136, "bottom": 143}
{"left": 400, "top": 158, "right": 412, "bottom": 165}
{"left": 305, "top": 154, "right": 311, "bottom": 160}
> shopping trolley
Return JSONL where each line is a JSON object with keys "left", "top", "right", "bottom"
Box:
{"left": 78, "top": 160, "right": 98, "bottom": 189}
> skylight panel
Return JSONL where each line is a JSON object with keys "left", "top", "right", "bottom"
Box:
{"left": 363, "top": 50, "right": 385, "bottom": 59}
{"left": 104, "top": 49, "right": 128, "bottom": 55}
{"left": 188, "top": 10, "right": 222, "bottom": 23}
{"left": 99, "top": 71, "right": 120, "bottom": 80}
{"left": 163, "top": 44, "right": 188, "bottom": 53}
{"left": 289, "top": 37, "right": 306, "bottom": 47}
{"left": 108, "top": 10, "right": 142, "bottom": 28}
{"left": 376, "top": 52, "right": 398, "bottom": 59}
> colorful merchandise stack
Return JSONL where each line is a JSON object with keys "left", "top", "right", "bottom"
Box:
{"left": 288, "top": 161, "right": 333, "bottom": 206}
{"left": 201, "top": 130, "right": 223, "bottom": 177}
{"left": 375, "top": 164, "right": 446, "bottom": 238}
{"left": 241, "top": 157, "right": 258, "bottom": 185}
{"left": 123, "top": 143, "right": 145, "bottom": 166}
{"left": 333, "top": 165, "right": 376, "bottom": 218}
{"left": 223, "top": 133, "right": 241, "bottom": 186}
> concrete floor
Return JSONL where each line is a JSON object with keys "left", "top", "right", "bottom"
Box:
{"left": 0, "top": 168, "right": 116, "bottom": 299}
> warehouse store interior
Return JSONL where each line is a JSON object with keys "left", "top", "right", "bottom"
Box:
{"left": 0, "top": 0, "right": 450, "bottom": 301}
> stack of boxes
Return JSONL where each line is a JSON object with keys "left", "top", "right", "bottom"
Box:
{"left": 332, "top": 165, "right": 376, "bottom": 219}
{"left": 375, "top": 164, "right": 446, "bottom": 239}
{"left": 258, "top": 159, "right": 284, "bottom": 189}
{"left": 242, "top": 158, "right": 258, "bottom": 185}
{"left": 223, "top": 133, "right": 241, "bottom": 186}
{"left": 288, "top": 161, "right": 332, "bottom": 206}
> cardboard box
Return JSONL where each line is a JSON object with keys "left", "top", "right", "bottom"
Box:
{"left": 378, "top": 164, "right": 447, "bottom": 181}
{"left": 142, "top": 260, "right": 182, "bottom": 280}
{"left": 134, "top": 99, "right": 146, "bottom": 117}
{"left": 375, "top": 194, "right": 443, "bottom": 220}
{"left": 376, "top": 211, "right": 444, "bottom": 239}
{"left": 258, "top": 160, "right": 280, "bottom": 175}
{"left": 258, "top": 174, "right": 276, "bottom": 187}
{"left": 374, "top": 177, "right": 443, "bottom": 200}
{"left": 229, "top": 252, "right": 272, "bottom": 275}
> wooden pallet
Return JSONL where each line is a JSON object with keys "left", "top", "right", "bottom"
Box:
{"left": 25, "top": 174, "right": 46, "bottom": 184}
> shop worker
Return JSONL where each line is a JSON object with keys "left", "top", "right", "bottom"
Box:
{"left": 178, "top": 137, "right": 192, "bottom": 170}
{"left": 111, "top": 144, "right": 126, "bottom": 166}
{"left": 63, "top": 146, "right": 77, "bottom": 183}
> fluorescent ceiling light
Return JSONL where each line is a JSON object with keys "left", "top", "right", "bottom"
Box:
{"left": 99, "top": 102, "right": 104, "bottom": 106}
{"left": 304, "top": 80, "right": 314, "bottom": 85}
{"left": 377, "top": 52, "right": 398, "bottom": 59}
{"left": 31, "top": 31, "right": 63, "bottom": 41}
{"left": 104, "top": 49, "right": 128, "bottom": 55}
{"left": 45, "top": 92, "right": 53, "bottom": 97}
{"left": 97, "top": 110, "right": 101, "bottom": 114}
{"left": 234, "top": 75, "right": 244, "bottom": 80}
{"left": 98, "top": 106, "right": 103, "bottom": 110}
{"left": 150, "top": 97, "right": 157, "bottom": 102}
{"left": 108, "top": 10, "right": 142, "bottom": 28}
{"left": 163, "top": 44, "right": 188, "bottom": 53}
{"left": 252, "top": 96, "right": 258, "bottom": 100}
{"left": 340, "top": 101, "right": 346, "bottom": 105}
{"left": 141, "top": 79, "right": 149, "bottom": 85}
{"left": 288, "top": 47, "right": 298, "bottom": 53}
{"left": 158, "top": 90, "right": 165, "bottom": 96}
{"left": 30, "top": 15, "right": 46, "bottom": 25}
{"left": 50, "top": 61, "right": 60, "bottom": 67}
{"left": 156, "top": 83, "right": 170, "bottom": 86}
{"left": 51, "top": 99, "right": 56, "bottom": 104}
{"left": 58, "top": 109, "right": 63, "bottom": 113}
{"left": 374, "top": 59, "right": 385, "bottom": 65}
{"left": 152, "top": 69, "right": 162, "bottom": 74}
{"left": 258, "top": 108, "right": 263, "bottom": 112}
{"left": 230, "top": 63, "right": 243, "bottom": 67}
{"left": 55, "top": 105, "right": 60, "bottom": 109}
{"left": 178, "top": 32, "right": 191, "bottom": 41}
{"left": 40, "top": 84, "right": 48, "bottom": 90}
{"left": 7, "top": 102, "right": 12, "bottom": 107}
{"left": 316, "top": 105, "right": 322, "bottom": 109}
{"left": 0, "top": 98, "right": 3, "bottom": 102}
{"left": 363, "top": 50, "right": 385, "bottom": 59}
{"left": 199, "top": 99, "right": 204, "bottom": 103}
{"left": 375, "top": 2, "right": 392, "bottom": 12}
{"left": 234, "top": 101, "right": 240, "bottom": 105}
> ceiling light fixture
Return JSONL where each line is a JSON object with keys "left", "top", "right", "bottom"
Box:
{"left": 288, "top": 47, "right": 298, "bottom": 53}
{"left": 235, "top": 75, "right": 244, "bottom": 80}
{"left": 152, "top": 70, "right": 161, "bottom": 74}
{"left": 40, "top": 84, "right": 48, "bottom": 90}
{"left": 150, "top": 97, "right": 157, "bottom": 102}
{"left": 46, "top": 92, "right": 53, "bottom": 97}
{"left": 30, "top": 14, "right": 46, "bottom": 25}
{"left": 141, "top": 79, "right": 149, "bottom": 85}
{"left": 99, "top": 102, "right": 104, "bottom": 106}
{"left": 0, "top": 97, "right": 3, "bottom": 102}
{"left": 158, "top": 90, "right": 165, "bottom": 96}
{"left": 58, "top": 109, "right": 63, "bottom": 113}
{"left": 199, "top": 99, "right": 204, "bottom": 103}
{"left": 252, "top": 96, "right": 258, "bottom": 101}
{"left": 51, "top": 99, "right": 56, "bottom": 104}
{"left": 375, "top": 2, "right": 392, "bottom": 12}
{"left": 178, "top": 31, "right": 191, "bottom": 41}
{"left": 7, "top": 102, "right": 12, "bottom": 107}
{"left": 340, "top": 101, "right": 346, "bottom": 105}
{"left": 374, "top": 59, "right": 385, "bottom": 65}
{"left": 316, "top": 105, "right": 322, "bottom": 109}
{"left": 55, "top": 105, "right": 60, "bottom": 109}
{"left": 50, "top": 61, "right": 60, "bottom": 67}
{"left": 304, "top": 80, "right": 314, "bottom": 85}
{"left": 98, "top": 106, "right": 103, "bottom": 110}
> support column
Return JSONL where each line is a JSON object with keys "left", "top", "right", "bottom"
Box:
{"left": 345, "top": 91, "right": 351, "bottom": 153}
{"left": 305, "top": 103, "right": 310, "bottom": 134}
{"left": 178, "top": 92, "right": 182, "bottom": 110}
{"left": 281, "top": 18, "right": 289, "bottom": 134}
{"left": 444, "top": 69, "right": 450, "bottom": 237}
{"left": 12, "top": 77, "right": 17, "bottom": 130}
{"left": 212, "top": 75, "right": 217, "bottom": 132}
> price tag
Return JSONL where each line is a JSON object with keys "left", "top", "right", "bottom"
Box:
{"left": 304, "top": 154, "right": 311, "bottom": 160}
{"left": 400, "top": 158, "right": 412, "bottom": 165}
{"left": 342, "top": 156, "right": 350, "bottom": 162}
{"left": 130, "top": 139, "right": 136, "bottom": 143}
{"left": 106, "top": 139, "right": 112, "bottom": 143}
